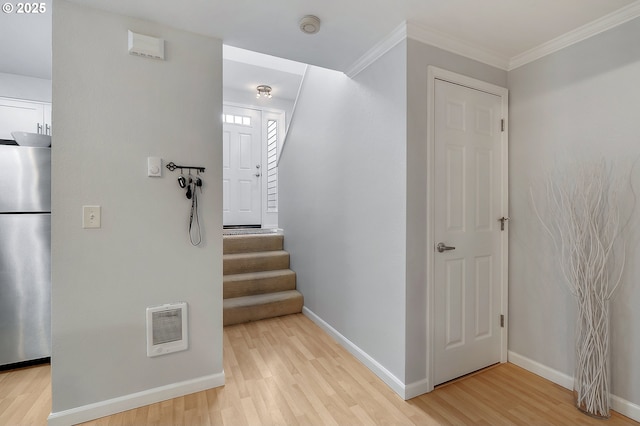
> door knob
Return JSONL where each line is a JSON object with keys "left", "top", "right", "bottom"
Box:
{"left": 436, "top": 242, "right": 456, "bottom": 253}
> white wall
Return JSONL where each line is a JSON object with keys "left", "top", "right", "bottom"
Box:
{"left": 406, "top": 39, "right": 507, "bottom": 385}
{"left": 508, "top": 17, "right": 640, "bottom": 406}
{"left": 223, "top": 86, "right": 294, "bottom": 128}
{"left": 279, "top": 42, "right": 408, "bottom": 383}
{"left": 0, "top": 72, "right": 51, "bottom": 102}
{"left": 51, "top": 1, "right": 223, "bottom": 421}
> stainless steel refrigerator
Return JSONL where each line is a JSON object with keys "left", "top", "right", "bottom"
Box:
{"left": 0, "top": 145, "right": 51, "bottom": 368}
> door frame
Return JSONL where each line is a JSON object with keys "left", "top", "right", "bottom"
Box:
{"left": 260, "top": 109, "right": 285, "bottom": 229}
{"left": 426, "top": 66, "right": 509, "bottom": 391}
{"left": 223, "top": 102, "right": 285, "bottom": 228}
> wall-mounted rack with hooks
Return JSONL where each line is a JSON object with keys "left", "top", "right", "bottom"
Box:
{"left": 165, "top": 162, "right": 205, "bottom": 173}
{"left": 164, "top": 161, "right": 205, "bottom": 246}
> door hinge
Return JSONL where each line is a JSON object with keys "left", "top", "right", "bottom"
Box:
{"left": 500, "top": 314, "right": 505, "bottom": 328}
{"left": 501, "top": 119, "right": 505, "bottom": 132}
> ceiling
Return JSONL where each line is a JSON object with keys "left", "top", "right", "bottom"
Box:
{"left": 223, "top": 46, "right": 306, "bottom": 102}
{"left": 0, "top": 0, "right": 52, "bottom": 79}
{"left": 1, "top": 0, "right": 639, "bottom": 84}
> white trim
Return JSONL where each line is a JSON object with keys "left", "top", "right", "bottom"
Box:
{"left": 612, "top": 395, "right": 640, "bottom": 422}
{"left": 426, "top": 66, "right": 509, "bottom": 391}
{"left": 302, "top": 307, "right": 426, "bottom": 400}
{"left": 223, "top": 102, "right": 286, "bottom": 228}
{"left": 426, "top": 67, "right": 436, "bottom": 392}
{"left": 47, "top": 372, "right": 225, "bottom": 426}
{"left": 407, "top": 22, "right": 510, "bottom": 71}
{"left": 404, "top": 378, "right": 431, "bottom": 400}
{"left": 509, "top": 351, "right": 640, "bottom": 422}
{"left": 344, "top": 3, "right": 640, "bottom": 74}
{"left": 278, "top": 64, "right": 308, "bottom": 166}
{"left": 508, "top": 350, "right": 573, "bottom": 389}
{"left": 509, "top": 1, "right": 640, "bottom": 70}
{"left": 345, "top": 22, "right": 407, "bottom": 78}
{"left": 262, "top": 109, "right": 285, "bottom": 228}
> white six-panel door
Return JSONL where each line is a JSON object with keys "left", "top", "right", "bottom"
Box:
{"left": 433, "top": 78, "right": 505, "bottom": 386}
{"left": 223, "top": 106, "right": 262, "bottom": 226}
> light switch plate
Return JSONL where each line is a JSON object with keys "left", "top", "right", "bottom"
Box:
{"left": 148, "top": 157, "right": 162, "bottom": 177}
{"left": 83, "top": 205, "right": 101, "bottom": 229}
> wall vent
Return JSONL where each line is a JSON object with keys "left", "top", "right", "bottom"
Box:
{"left": 128, "top": 30, "right": 165, "bottom": 60}
{"left": 146, "top": 302, "right": 188, "bottom": 357}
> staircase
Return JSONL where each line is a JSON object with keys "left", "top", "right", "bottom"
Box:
{"left": 223, "top": 233, "right": 303, "bottom": 326}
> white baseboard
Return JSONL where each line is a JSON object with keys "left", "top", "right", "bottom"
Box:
{"left": 507, "top": 350, "right": 573, "bottom": 389}
{"left": 48, "top": 371, "right": 225, "bottom": 426}
{"left": 302, "top": 307, "right": 429, "bottom": 400}
{"left": 508, "top": 351, "right": 640, "bottom": 422}
{"left": 611, "top": 395, "right": 640, "bottom": 422}
{"left": 404, "top": 377, "right": 430, "bottom": 400}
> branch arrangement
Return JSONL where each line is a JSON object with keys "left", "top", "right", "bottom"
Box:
{"left": 531, "top": 160, "right": 627, "bottom": 418}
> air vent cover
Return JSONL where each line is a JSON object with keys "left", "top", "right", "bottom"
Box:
{"left": 128, "top": 30, "right": 165, "bottom": 60}
{"left": 146, "top": 302, "right": 188, "bottom": 357}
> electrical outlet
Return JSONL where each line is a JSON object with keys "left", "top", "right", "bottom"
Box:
{"left": 82, "top": 205, "right": 101, "bottom": 229}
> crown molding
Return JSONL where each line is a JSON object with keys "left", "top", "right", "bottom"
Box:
{"left": 406, "top": 22, "right": 510, "bottom": 70}
{"left": 345, "top": 22, "right": 407, "bottom": 78}
{"left": 509, "top": 0, "right": 640, "bottom": 70}
{"left": 344, "top": 1, "right": 640, "bottom": 77}
{"left": 345, "top": 20, "right": 510, "bottom": 78}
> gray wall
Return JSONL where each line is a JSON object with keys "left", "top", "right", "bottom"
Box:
{"left": 280, "top": 38, "right": 509, "bottom": 389}
{"left": 51, "top": 1, "right": 223, "bottom": 413}
{"left": 405, "top": 39, "right": 507, "bottom": 384}
{"left": 508, "top": 17, "right": 640, "bottom": 405}
{"left": 279, "top": 41, "right": 408, "bottom": 381}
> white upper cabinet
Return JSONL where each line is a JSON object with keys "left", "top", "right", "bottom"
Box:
{"left": 43, "top": 103, "right": 52, "bottom": 136}
{"left": 0, "top": 97, "right": 52, "bottom": 140}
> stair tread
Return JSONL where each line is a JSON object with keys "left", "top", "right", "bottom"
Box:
{"left": 222, "top": 233, "right": 301, "bottom": 326}
{"left": 224, "top": 269, "right": 295, "bottom": 282}
{"left": 224, "top": 250, "right": 288, "bottom": 259}
{"left": 223, "top": 290, "right": 303, "bottom": 326}
{"left": 223, "top": 269, "right": 296, "bottom": 299}
{"left": 223, "top": 250, "right": 290, "bottom": 275}
{"left": 224, "top": 290, "right": 302, "bottom": 309}
{"left": 223, "top": 234, "right": 281, "bottom": 240}
{"left": 223, "top": 234, "right": 284, "bottom": 254}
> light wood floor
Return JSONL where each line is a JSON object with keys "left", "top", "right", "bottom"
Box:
{"left": 1, "top": 313, "right": 637, "bottom": 425}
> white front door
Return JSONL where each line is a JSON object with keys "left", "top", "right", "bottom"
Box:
{"left": 223, "top": 106, "right": 262, "bottom": 226}
{"left": 433, "top": 78, "right": 506, "bottom": 386}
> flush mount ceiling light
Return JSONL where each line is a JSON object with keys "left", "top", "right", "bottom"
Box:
{"left": 299, "top": 15, "right": 321, "bottom": 35}
{"left": 256, "top": 85, "right": 272, "bottom": 99}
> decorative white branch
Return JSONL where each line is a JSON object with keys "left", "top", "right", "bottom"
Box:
{"left": 530, "top": 159, "right": 629, "bottom": 418}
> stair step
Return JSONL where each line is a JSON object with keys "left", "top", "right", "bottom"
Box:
{"left": 224, "top": 269, "right": 296, "bottom": 299}
{"left": 223, "top": 234, "right": 284, "bottom": 254}
{"left": 223, "top": 290, "right": 303, "bottom": 326}
{"left": 223, "top": 250, "right": 289, "bottom": 275}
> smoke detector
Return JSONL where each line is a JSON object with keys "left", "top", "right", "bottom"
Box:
{"left": 299, "top": 15, "right": 321, "bottom": 34}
